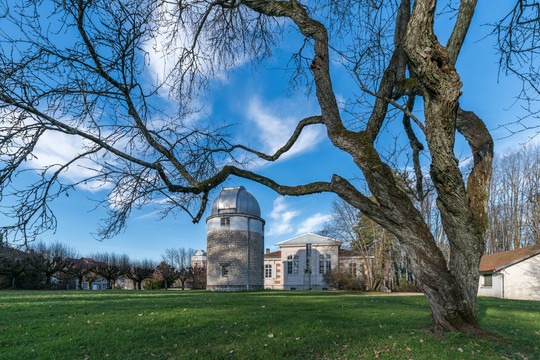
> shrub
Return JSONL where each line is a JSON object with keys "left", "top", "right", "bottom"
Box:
{"left": 323, "top": 268, "right": 367, "bottom": 291}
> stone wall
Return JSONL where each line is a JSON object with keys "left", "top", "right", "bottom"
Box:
{"left": 207, "top": 230, "right": 264, "bottom": 291}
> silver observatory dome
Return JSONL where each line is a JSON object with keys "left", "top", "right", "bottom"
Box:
{"left": 210, "top": 186, "right": 261, "bottom": 218}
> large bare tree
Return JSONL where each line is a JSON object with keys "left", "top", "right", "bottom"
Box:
{"left": 0, "top": 0, "right": 537, "bottom": 334}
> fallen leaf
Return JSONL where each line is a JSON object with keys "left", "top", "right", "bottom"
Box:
{"left": 268, "top": 334, "right": 274, "bottom": 338}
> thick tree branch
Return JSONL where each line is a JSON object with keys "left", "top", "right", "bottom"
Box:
{"left": 457, "top": 108, "right": 494, "bottom": 234}
{"left": 447, "top": 0, "right": 478, "bottom": 66}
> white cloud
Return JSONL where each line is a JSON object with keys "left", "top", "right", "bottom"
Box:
{"left": 295, "top": 213, "right": 331, "bottom": 235}
{"left": 266, "top": 197, "right": 300, "bottom": 236}
{"left": 29, "top": 130, "right": 110, "bottom": 192}
{"left": 246, "top": 97, "right": 325, "bottom": 163}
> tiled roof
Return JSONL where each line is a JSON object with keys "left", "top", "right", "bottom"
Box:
{"left": 277, "top": 233, "right": 342, "bottom": 246}
{"left": 264, "top": 251, "right": 281, "bottom": 258}
{"left": 479, "top": 244, "right": 540, "bottom": 272}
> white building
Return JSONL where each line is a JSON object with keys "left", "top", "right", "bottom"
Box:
{"left": 191, "top": 250, "right": 207, "bottom": 269}
{"left": 478, "top": 244, "right": 540, "bottom": 300}
{"left": 263, "top": 233, "right": 367, "bottom": 290}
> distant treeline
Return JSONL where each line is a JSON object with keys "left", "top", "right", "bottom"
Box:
{"left": 0, "top": 242, "right": 205, "bottom": 290}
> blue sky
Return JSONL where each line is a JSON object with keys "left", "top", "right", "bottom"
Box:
{"left": 4, "top": 1, "right": 538, "bottom": 262}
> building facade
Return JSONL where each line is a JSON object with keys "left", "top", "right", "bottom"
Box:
{"left": 191, "top": 250, "right": 207, "bottom": 269}
{"left": 263, "top": 233, "right": 367, "bottom": 290}
{"left": 206, "top": 186, "right": 265, "bottom": 291}
{"left": 478, "top": 244, "right": 540, "bottom": 300}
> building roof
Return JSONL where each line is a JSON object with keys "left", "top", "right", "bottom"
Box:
{"left": 479, "top": 244, "right": 540, "bottom": 272}
{"left": 210, "top": 186, "right": 261, "bottom": 218}
{"left": 264, "top": 250, "right": 281, "bottom": 258}
{"left": 277, "top": 233, "right": 342, "bottom": 247}
{"left": 338, "top": 249, "right": 363, "bottom": 257}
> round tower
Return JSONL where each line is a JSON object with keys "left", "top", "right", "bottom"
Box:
{"left": 206, "top": 186, "right": 265, "bottom": 291}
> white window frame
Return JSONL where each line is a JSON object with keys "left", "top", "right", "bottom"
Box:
{"left": 265, "top": 264, "right": 272, "bottom": 278}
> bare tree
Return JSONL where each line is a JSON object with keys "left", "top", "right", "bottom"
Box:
{"left": 321, "top": 199, "right": 399, "bottom": 291}
{"left": 93, "top": 252, "right": 130, "bottom": 289}
{"left": 0, "top": 245, "right": 30, "bottom": 289}
{"left": 3, "top": 0, "right": 539, "bottom": 334}
{"left": 27, "top": 241, "right": 76, "bottom": 288}
{"left": 128, "top": 259, "right": 155, "bottom": 290}
{"left": 163, "top": 247, "right": 197, "bottom": 269}
{"left": 176, "top": 266, "right": 193, "bottom": 290}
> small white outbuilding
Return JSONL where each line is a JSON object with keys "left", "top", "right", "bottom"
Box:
{"left": 478, "top": 244, "right": 540, "bottom": 301}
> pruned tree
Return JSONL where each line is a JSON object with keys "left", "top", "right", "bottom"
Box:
{"left": 0, "top": 245, "right": 30, "bottom": 289}
{"left": 128, "top": 259, "right": 155, "bottom": 290}
{"left": 176, "top": 266, "right": 193, "bottom": 290}
{"left": 2, "top": 0, "right": 538, "bottom": 334}
{"left": 27, "top": 241, "right": 76, "bottom": 288}
{"left": 81, "top": 260, "right": 101, "bottom": 290}
{"left": 93, "top": 252, "right": 130, "bottom": 289}
{"left": 59, "top": 257, "right": 94, "bottom": 290}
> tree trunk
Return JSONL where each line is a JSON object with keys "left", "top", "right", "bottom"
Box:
{"left": 396, "top": 229, "right": 484, "bottom": 335}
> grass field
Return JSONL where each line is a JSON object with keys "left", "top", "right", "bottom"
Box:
{"left": 0, "top": 290, "right": 538, "bottom": 359}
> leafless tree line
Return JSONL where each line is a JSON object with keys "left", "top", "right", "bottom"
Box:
{"left": 487, "top": 143, "right": 540, "bottom": 253}
{"left": 0, "top": 242, "right": 205, "bottom": 290}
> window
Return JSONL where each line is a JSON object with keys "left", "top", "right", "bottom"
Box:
{"left": 220, "top": 217, "right": 230, "bottom": 227}
{"left": 349, "top": 263, "right": 357, "bottom": 276}
{"left": 326, "top": 254, "right": 331, "bottom": 273}
{"left": 221, "top": 265, "right": 229, "bottom": 277}
{"left": 293, "top": 255, "right": 299, "bottom": 274}
{"left": 287, "top": 255, "right": 299, "bottom": 274}
{"left": 483, "top": 274, "right": 492, "bottom": 287}
{"left": 306, "top": 244, "right": 312, "bottom": 272}
{"left": 265, "top": 264, "right": 272, "bottom": 278}
{"left": 319, "top": 255, "right": 325, "bottom": 274}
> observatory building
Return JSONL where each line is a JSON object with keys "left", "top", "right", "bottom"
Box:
{"left": 206, "top": 186, "right": 265, "bottom": 291}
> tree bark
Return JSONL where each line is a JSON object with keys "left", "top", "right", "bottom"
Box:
{"left": 401, "top": 0, "right": 491, "bottom": 335}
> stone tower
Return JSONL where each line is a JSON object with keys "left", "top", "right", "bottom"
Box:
{"left": 206, "top": 186, "right": 265, "bottom": 291}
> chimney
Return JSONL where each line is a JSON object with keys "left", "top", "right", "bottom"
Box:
{"left": 266, "top": 248, "right": 270, "bottom": 254}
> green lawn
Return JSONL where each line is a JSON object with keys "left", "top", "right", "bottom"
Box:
{"left": 0, "top": 290, "right": 538, "bottom": 359}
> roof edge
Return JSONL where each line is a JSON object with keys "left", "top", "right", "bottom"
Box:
{"left": 277, "top": 233, "right": 342, "bottom": 246}
{"left": 492, "top": 249, "right": 540, "bottom": 272}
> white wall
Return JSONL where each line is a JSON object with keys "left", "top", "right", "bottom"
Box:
{"left": 478, "top": 272, "right": 503, "bottom": 297}
{"left": 279, "top": 245, "right": 338, "bottom": 290}
{"left": 207, "top": 215, "right": 264, "bottom": 235}
{"left": 478, "top": 254, "right": 540, "bottom": 300}
{"left": 502, "top": 255, "right": 540, "bottom": 300}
